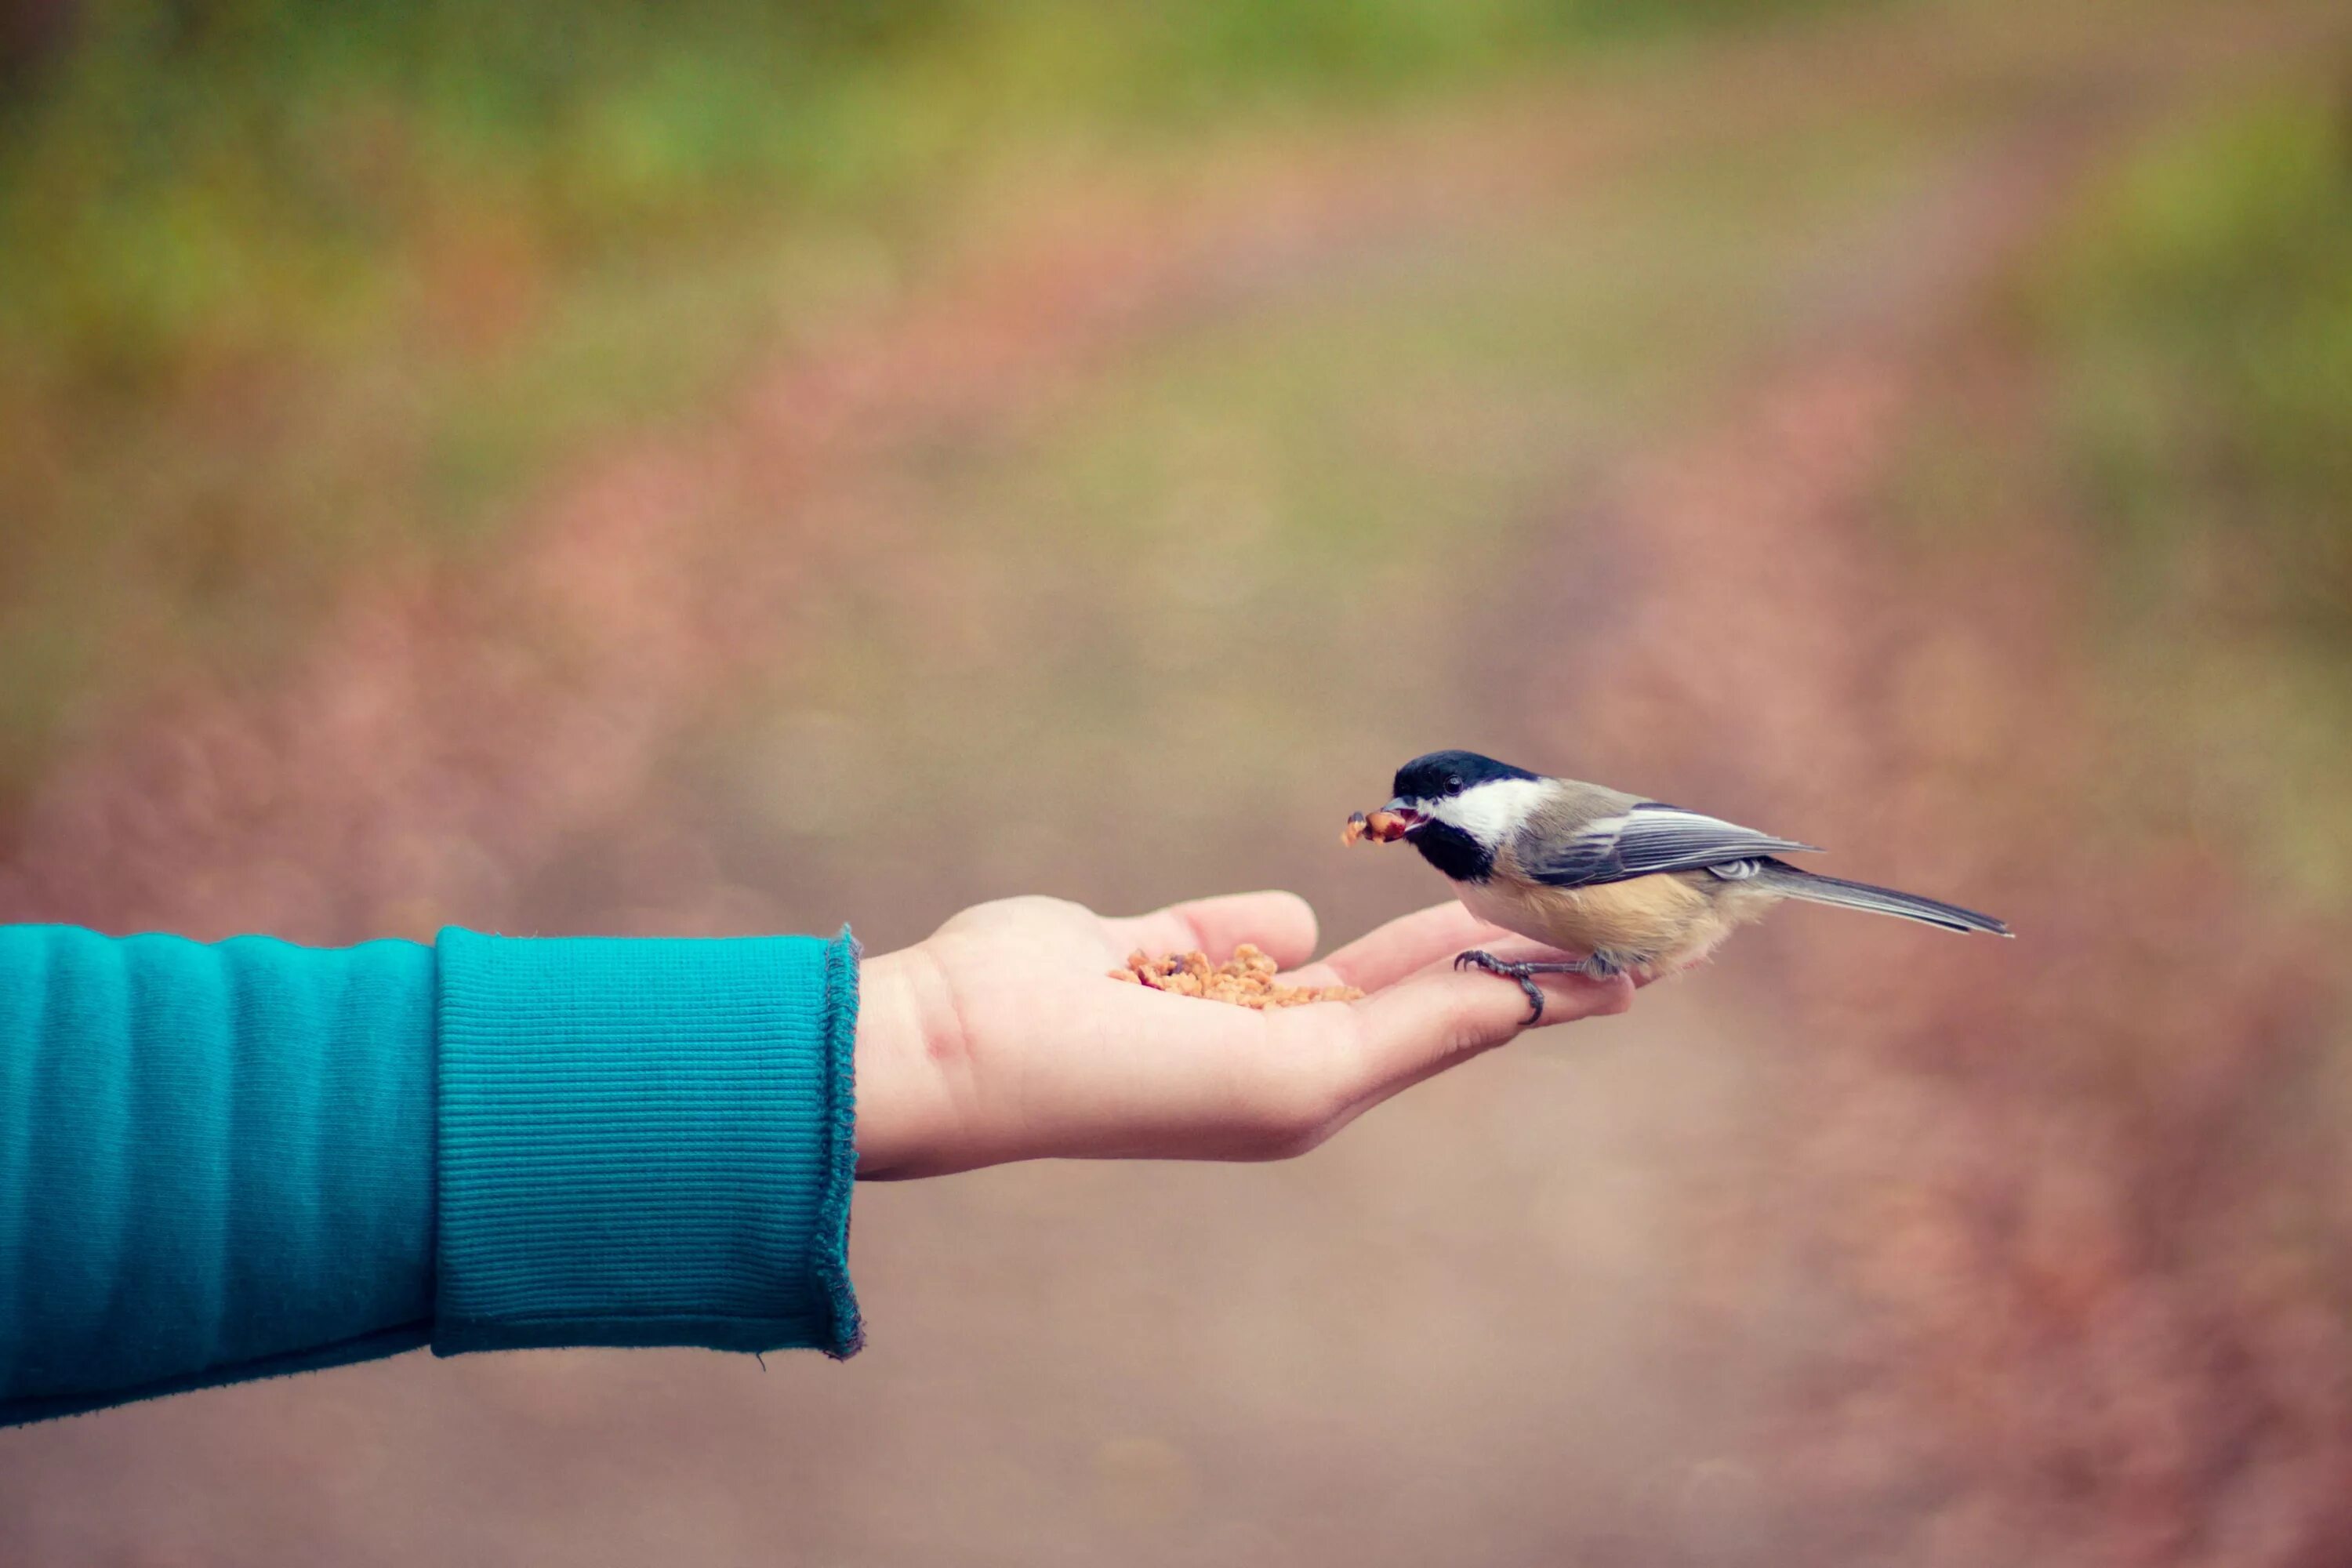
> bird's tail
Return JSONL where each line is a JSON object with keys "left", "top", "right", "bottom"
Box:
{"left": 1754, "top": 858, "right": 2010, "bottom": 936}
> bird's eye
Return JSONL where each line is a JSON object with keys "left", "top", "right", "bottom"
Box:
{"left": 1446, "top": 775, "right": 1463, "bottom": 792}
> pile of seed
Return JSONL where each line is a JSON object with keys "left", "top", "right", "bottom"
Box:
{"left": 1109, "top": 944, "right": 1362, "bottom": 1007}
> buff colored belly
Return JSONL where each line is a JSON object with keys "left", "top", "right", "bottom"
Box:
{"left": 1457, "top": 871, "right": 1777, "bottom": 972}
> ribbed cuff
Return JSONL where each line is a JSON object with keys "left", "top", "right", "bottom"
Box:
{"left": 430, "top": 927, "right": 862, "bottom": 1358}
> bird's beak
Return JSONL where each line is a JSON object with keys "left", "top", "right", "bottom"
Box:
{"left": 1381, "top": 797, "right": 1426, "bottom": 829}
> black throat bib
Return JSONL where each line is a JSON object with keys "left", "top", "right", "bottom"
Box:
{"left": 1409, "top": 821, "right": 1493, "bottom": 884}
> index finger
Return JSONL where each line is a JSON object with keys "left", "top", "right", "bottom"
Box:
{"left": 1318, "top": 946, "right": 1635, "bottom": 1105}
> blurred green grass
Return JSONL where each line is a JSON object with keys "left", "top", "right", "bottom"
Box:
{"left": 0, "top": 0, "right": 1854, "bottom": 804}
{"left": 2037, "top": 86, "right": 2352, "bottom": 640}
{"left": 2029, "top": 85, "right": 2352, "bottom": 898}
{"left": 0, "top": 0, "right": 1860, "bottom": 408}
{"left": 1877, "top": 76, "right": 2352, "bottom": 903}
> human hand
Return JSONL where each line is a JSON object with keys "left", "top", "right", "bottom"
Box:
{"left": 851, "top": 892, "right": 1636, "bottom": 1178}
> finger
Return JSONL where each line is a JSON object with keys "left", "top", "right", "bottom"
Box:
{"left": 1283, "top": 901, "right": 1506, "bottom": 992}
{"left": 1329, "top": 948, "right": 1635, "bottom": 1095}
{"left": 1103, "top": 891, "right": 1320, "bottom": 971}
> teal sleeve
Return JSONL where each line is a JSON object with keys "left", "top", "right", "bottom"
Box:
{"left": 0, "top": 926, "right": 437, "bottom": 1423}
{"left": 430, "top": 928, "right": 862, "bottom": 1357}
{"left": 1, "top": 924, "right": 860, "bottom": 1428}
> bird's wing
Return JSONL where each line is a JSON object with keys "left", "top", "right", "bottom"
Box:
{"left": 1522, "top": 801, "right": 1822, "bottom": 889}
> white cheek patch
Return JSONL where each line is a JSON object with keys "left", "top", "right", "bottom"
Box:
{"left": 1432, "top": 778, "right": 1549, "bottom": 843}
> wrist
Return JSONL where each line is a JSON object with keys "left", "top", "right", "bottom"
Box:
{"left": 850, "top": 944, "right": 964, "bottom": 1179}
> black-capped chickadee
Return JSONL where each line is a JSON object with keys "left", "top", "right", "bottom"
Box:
{"left": 1363, "top": 750, "right": 2009, "bottom": 1020}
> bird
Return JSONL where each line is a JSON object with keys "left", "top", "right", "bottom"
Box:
{"left": 1360, "top": 749, "right": 2009, "bottom": 1022}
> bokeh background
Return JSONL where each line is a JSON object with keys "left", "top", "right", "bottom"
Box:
{"left": 5, "top": 0, "right": 2352, "bottom": 1562}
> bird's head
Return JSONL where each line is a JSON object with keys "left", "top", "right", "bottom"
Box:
{"left": 1381, "top": 750, "right": 1546, "bottom": 881}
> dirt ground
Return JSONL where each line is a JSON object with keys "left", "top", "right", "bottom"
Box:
{"left": 5, "top": 4, "right": 2350, "bottom": 1564}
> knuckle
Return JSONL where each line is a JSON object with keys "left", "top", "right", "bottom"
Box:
{"left": 1446, "top": 1015, "right": 1509, "bottom": 1058}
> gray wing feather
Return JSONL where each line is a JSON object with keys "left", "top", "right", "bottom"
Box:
{"left": 1523, "top": 801, "right": 1822, "bottom": 888}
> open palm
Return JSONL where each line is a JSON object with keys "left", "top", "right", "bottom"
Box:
{"left": 853, "top": 891, "right": 1635, "bottom": 1178}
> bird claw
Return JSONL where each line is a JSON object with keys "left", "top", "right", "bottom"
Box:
{"left": 1452, "top": 949, "right": 1614, "bottom": 1025}
{"left": 1453, "top": 949, "right": 1550, "bottom": 1025}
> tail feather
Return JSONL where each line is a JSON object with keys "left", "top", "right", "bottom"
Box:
{"left": 1754, "top": 859, "right": 2010, "bottom": 936}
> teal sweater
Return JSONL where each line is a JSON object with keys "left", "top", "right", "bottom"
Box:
{"left": 0, "top": 924, "right": 862, "bottom": 1427}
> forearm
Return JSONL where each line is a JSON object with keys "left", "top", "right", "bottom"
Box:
{"left": 2, "top": 924, "right": 862, "bottom": 1427}
{"left": 0, "top": 926, "right": 437, "bottom": 1423}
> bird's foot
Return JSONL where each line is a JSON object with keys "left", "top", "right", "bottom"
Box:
{"left": 1451, "top": 949, "right": 1613, "bottom": 1025}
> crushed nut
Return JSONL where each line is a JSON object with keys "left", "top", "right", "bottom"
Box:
{"left": 1111, "top": 944, "right": 1363, "bottom": 1007}
{"left": 1341, "top": 808, "right": 1413, "bottom": 846}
